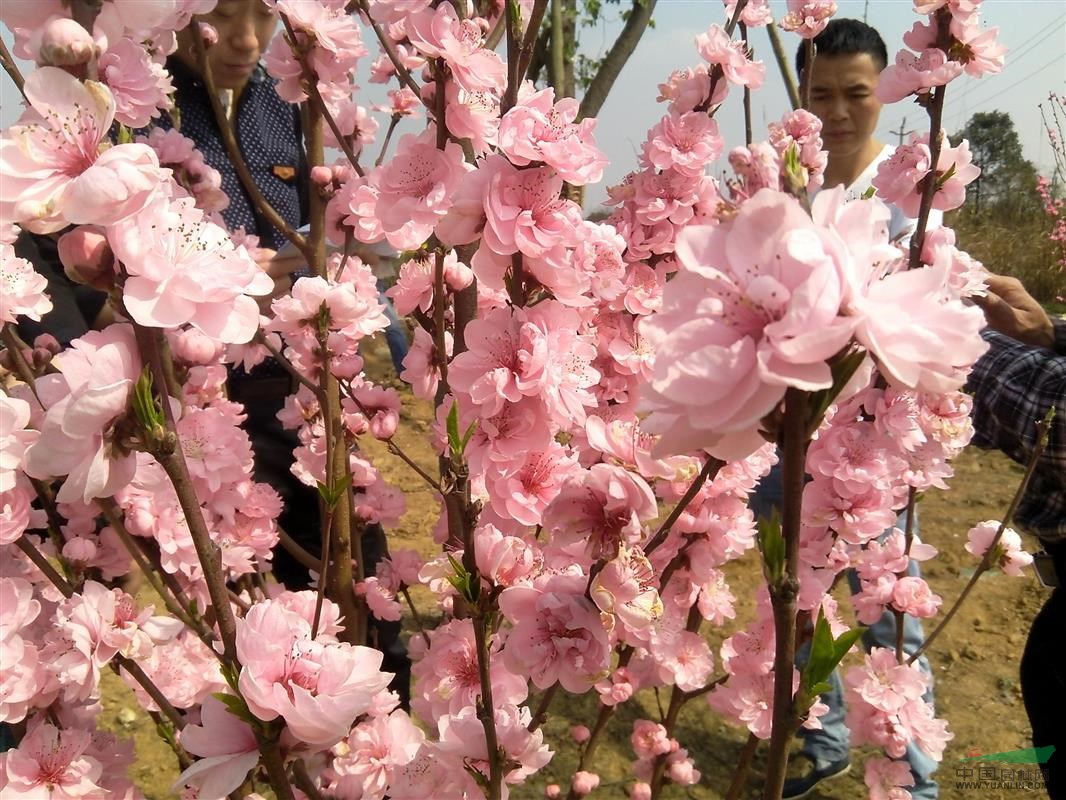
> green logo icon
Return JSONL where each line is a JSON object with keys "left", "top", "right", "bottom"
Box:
{"left": 961, "top": 745, "right": 1055, "bottom": 764}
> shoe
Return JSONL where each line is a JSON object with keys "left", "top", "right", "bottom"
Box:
{"left": 781, "top": 754, "right": 851, "bottom": 799}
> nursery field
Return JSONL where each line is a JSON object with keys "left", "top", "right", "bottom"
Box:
{"left": 100, "top": 339, "right": 1047, "bottom": 800}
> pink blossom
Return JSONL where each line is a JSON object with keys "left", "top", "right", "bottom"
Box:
{"left": 499, "top": 573, "right": 611, "bottom": 692}
{"left": 437, "top": 703, "right": 553, "bottom": 792}
{"left": 498, "top": 87, "right": 608, "bottom": 185}
{"left": 949, "top": 16, "right": 1006, "bottom": 78}
{"left": 571, "top": 771, "right": 600, "bottom": 796}
{"left": 890, "top": 576, "right": 941, "bottom": 618}
{"left": 0, "top": 243, "right": 53, "bottom": 323}
{"left": 137, "top": 128, "right": 228, "bottom": 214}
{"left": 590, "top": 544, "right": 663, "bottom": 639}
{"left": 325, "top": 710, "right": 425, "bottom": 800}
{"left": 485, "top": 443, "right": 579, "bottom": 527}
{"left": 107, "top": 195, "right": 273, "bottom": 343}
{"left": 444, "top": 82, "right": 500, "bottom": 155}
{"left": 22, "top": 325, "right": 140, "bottom": 504}
{"left": 371, "top": 125, "right": 472, "bottom": 249}
{"left": 708, "top": 671, "right": 780, "bottom": 739}
{"left": 235, "top": 598, "right": 393, "bottom": 746}
{"left": 0, "top": 721, "right": 103, "bottom": 799}
{"left": 474, "top": 524, "right": 537, "bottom": 588}
{"left": 876, "top": 48, "right": 964, "bottom": 104}
{"left": 0, "top": 392, "right": 39, "bottom": 497}
{"left": 483, "top": 162, "right": 584, "bottom": 260}
{"left": 0, "top": 577, "right": 43, "bottom": 722}
{"left": 0, "top": 68, "right": 165, "bottom": 233}
{"left": 36, "top": 18, "right": 96, "bottom": 67}
{"left": 965, "top": 520, "right": 1033, "bottom": 577}
{"left": 641, "top": 111, "right": 723, "bottom": 176}
{"left": 405, "top": 4, "right": 506, "bottom": 94}
{"left": 695, "top": 25, "right": 765, "bottom": 89}
{"left": 872, "top": 134, "right": 980, "bottom": 217}
{"left": 176, "top": 694, "right": 259, "bottom": 800}
{"left": 631, "top": 720, "right": 675, "bottom": 759}
{"left": 865, "top": 757, "right": 915, "bottom": 800}
{"left": 545, "top": 464, "right": 657, "bottom": 559}
{"left": 639, "top": 189, "right": 857, "bottom": 460}
{"left": 724, "top": 0, "right": 773, "bottom": 28}
{"left": 98, "top": 38, "right": 173, "bottom": 129}
{"left": 779, "top": 0, "right": 838, "bottom": 38}
{"left": 657, "top": 65, "right": 725, "bottom": 115}
{"left": 411, "top": 618, "right": 528, "bottom": 724}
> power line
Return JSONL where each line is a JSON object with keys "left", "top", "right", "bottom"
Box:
{"left": 942, "top": 55, "right": 1065, "bottom": 128}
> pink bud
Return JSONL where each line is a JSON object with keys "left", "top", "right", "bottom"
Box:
{"left": 32, "top": 334, "right": 61, "bottom": 355}
{"left": 31, "top": 346, "right": 55, "bottom": 370}
{"left": 197, "top": 22, "right": 219, "bottom": 46}
{"left": 169, "top": 327, "right": 224, "bottom": 365}
{"left": 57, "top": 226, "right": 114, "bottom": 290}
{"left": 62, "top": 536, "right": 98, "bottom": 565}
{"left": 38, "top": 18, "right": 96, "bottom": 67}
{"left": 571, "top": 772, "right": 600, "bottom": 797}
{"left": 368, "top": 410, "right": 398, "bottom": 440}
{"left": 311, "top": 165, "right": 334, "bottom": 187}
{"left": 570, "top": 725, "right": 591, "bottom": 744}
{"left": 630, "top": 782, "right": 652, "bottom": 800}
{"left": 544, "top": 786, "right": 561, "bottom": 800}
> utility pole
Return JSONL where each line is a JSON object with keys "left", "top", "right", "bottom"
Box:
{"left": 890, "top": 117, "right": 913, "bottom": 146}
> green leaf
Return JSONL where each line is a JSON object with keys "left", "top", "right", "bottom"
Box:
{"left": 806, "top": 348, "right": 868, "bottom": 432}
{"left": 757, "top": 512, "right": 785, "bottom": 584}
{"left": 800, "top": 610, "right": 866, "bottom": 705}
{"left": 860, "top": 186, "right": 877, "bottom": 200}
{"left": 447, "top": 400, "right": 462, "bottom": 458}
{"left": 131, "top": 368, "right": 165, "bottom": 432}
{"left": 446, "top": 552, "right": 479, "bottom": 604}
{"left": 316, "top": 474, "right": 353, "bottom": 509}
{"left": 212, "top": 692, "right": 258, "bottom": 726}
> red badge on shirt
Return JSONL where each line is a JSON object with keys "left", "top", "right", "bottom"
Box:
{"left": 273, "top": 165, "right": 296, "bottom": 182}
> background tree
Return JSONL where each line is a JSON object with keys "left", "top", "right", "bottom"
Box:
{"left": 952, "top": 110, "right": 1039, "bottom": 217}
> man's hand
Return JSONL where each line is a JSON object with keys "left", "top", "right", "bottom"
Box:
{"left": 254, "top": 247, "right": 305, "bottom": 314}
{"left": 973, "top": 274, "right": 1054, "bottom": 349}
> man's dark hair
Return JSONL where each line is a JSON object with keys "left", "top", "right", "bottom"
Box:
{"left": 795, "top": 18, "right": 889, "bottom": 77}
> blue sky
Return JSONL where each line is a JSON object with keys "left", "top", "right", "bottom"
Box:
{"left": 3, "top": 1, "right": 1063, "bottom": 209}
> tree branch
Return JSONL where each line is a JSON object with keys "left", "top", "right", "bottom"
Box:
{"left": 577, "top": 0, "right": 657, "bottom": 122}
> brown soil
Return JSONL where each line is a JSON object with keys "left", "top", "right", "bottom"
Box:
{"left": 99, "top": 339, "right": 1047, "bottom": 799}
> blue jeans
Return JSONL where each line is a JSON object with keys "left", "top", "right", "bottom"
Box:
{"left": 751, "top": 463, "right": 938, "bottom": 799}
{"left": 377, "top": 278, "right": 409, "bottom": 375}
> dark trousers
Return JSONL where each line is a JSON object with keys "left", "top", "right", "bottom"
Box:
{"left": 1021, "top": 542, "right": 1066, "bottom": 800}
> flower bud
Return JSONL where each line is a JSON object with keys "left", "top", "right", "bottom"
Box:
{"left": 57, "top": 226, "right": 114, "bottom": 290}
{"left": 169, "top": 327, "right": 224, "bottom": 365}
{"left": 197, "top": 22, "right": 219, "bottom": 47}
{"left": 570, "top": 725, "right": 591, "bottom": 744}
{"left": 310, "top": 165, "right": 334, "bottom": 187}
{"left": 544, "top": 786, "right": 561, "bottom": 799}
{"left": 62, "top": 536, "right": 98, "bottom": 566}
{"left": 38, "top": 18, "right": 96, "bottom": 68}
{"left": 571, "top": 772, "right": 600, "bottom": 797}
{"left": 32, "top": 334, "right": 61, "bottom": 355}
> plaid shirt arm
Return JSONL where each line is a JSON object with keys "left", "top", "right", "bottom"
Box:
{"left": 965, "top": 323, "right": 1066, "bottom": 542}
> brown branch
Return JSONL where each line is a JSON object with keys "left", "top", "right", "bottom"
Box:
{"left": 577, "top": 0, "right": 658, "bottom": 121}
{"left": 766, "top": 21, "right": 801, "bottom": 111}
{"left": 278, "top": 13, "right": 365, "bottom": 178}
{"left": 1, "top": 325, "right": 43, "bottom": 407}
{"left": 356, "top": 0, "right": 424, "bottom": 100}
{"left": 644, "top": 457, "right": 724, "bottom": 555}
{"left": 0, "top": 36, "right": 26, "bottom": 98}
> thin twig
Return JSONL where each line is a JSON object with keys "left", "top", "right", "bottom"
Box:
{"left": 0, "top": 36, "right": 26, "bottom": 98}
{"left": 644, "top": 457, "right": 724, "bottom": 555}
{"left": 356, "top": 0, "right": 424, "bottom": 99}
{"left": 908, "top": 410, "right": 1053, "bottom": 665}
{"left": 1, "top": 325, "right": 43, "bottom": 407}
{"left": 401, "top": 586, "right": 431, "bottom": 647}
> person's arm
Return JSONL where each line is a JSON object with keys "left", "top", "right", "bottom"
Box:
{"left": 966, "top": 328, "right": 1066, "bottom": 540}
{"left": 972, "top": 274, "right": 1057, "bottom": 351}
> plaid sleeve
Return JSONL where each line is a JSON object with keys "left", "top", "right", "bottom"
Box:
{"left": 965, "top": 323, "right": 1066, "bottom": 542}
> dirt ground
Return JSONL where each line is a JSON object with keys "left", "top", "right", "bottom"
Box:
{"left": 100, "top": 340, "right": 1048, "bottom": 799}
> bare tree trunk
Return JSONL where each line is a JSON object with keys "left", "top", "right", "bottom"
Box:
{"left": 577, "top": 0, "right": 657, "bottom": 121}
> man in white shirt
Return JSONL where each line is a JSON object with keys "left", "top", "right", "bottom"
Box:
{"left": 764, "top": 18, "right": 940, "bottom": 800}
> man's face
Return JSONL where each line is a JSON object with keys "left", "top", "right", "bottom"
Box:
{"left": 176, "top": 0, "right": 277, "bottom": 91}
{"left": 803, "top": 53, "right": 884, "bottom": 161}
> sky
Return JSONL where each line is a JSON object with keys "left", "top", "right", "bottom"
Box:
{"left": 2, "top": 0, "right": 1063, "bottom": 210}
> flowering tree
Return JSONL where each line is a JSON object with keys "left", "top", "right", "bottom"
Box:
{"left": 0, "top": 1, "right": 1031, "bottom": 799}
